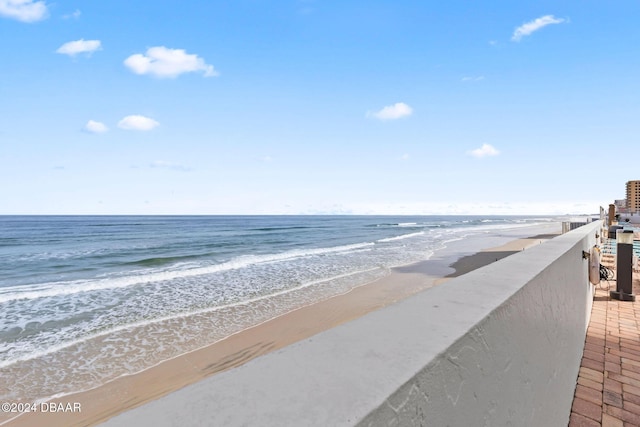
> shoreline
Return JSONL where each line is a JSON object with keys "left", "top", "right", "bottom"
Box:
{"left": 3, "top": 227, "right": 560, "bottom": 427}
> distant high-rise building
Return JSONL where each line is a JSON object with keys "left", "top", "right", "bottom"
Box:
{"left": 626, "top": 180, "right": 640, "bottom": 212}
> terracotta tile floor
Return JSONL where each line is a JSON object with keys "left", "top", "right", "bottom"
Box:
{"left": 569, "top": 257, "right": 640, "bottom": 427}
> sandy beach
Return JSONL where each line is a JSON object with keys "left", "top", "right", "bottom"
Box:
{"left": 2, "top": 229, "right": 559, "bottom": 427}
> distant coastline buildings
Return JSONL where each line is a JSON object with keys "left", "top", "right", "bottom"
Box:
{"left": 626, "top": 180, "right": 640, "bottom": 212}
{"left": 560, "top": 181, "right": 640, "bottom": 233}
{"left": 607, "top": 180, "right": 640, "bottom": 225}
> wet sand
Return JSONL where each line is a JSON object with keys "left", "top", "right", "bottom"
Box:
{"left": 445, "top": 233, "right": 559, "bottom": 277}
{"left": 2, "top": 230, "right": 559, "bottom": 427}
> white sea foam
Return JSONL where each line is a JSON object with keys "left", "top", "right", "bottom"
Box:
{"left": 0, "top": 265, "right": 383, "bottom": 369}
{"left": 0, "top": 242, "right": 375, "bottom": 304}
{"left": 377, "top": 231, "right": 425, "bottom": 242}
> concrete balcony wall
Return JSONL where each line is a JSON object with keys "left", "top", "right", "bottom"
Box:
{"left": 358, "top": 220, "right": 599, "bottom": 426}
{"left": 102, "top": 221, "right": 601, "bottom": 427}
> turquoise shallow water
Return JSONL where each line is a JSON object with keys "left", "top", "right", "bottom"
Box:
{"left": 0, "top": 215, "right": 560, "bottom": 402}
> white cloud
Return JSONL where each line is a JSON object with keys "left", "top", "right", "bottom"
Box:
{"left": 0, "top": 0, "right": 47, "bottom": 22}
{"left": 56, "top": 39, "right": 101, "bottom": 57}
{"left": 84, "top": 120, "right": 108, "bottom": 133}
{"left": 468, "top": 144, "right": 500, "bottom": 158}
{"left": 62, "top": 9, "right": 81, "bottom": 19}
{"left": 512, "top": 15, "right": 566, "bottom": 42}
{"left": 118, "top": 115, "right": 159, "bottom": 131}
{"left": 124, "top": 46, "right": 217, "bottom": 78}
{"left": 368, "top": 102, "right": 413, "bottom": 120}
{"left": 461, "top": 76, "right": 485, "bottom": 82}
{"left": 150, "top": 160, "right": 192, "bottom": 172}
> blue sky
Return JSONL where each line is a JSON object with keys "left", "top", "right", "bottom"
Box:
{"left": 1, "top": 1, "right": 639, "bottom": 215}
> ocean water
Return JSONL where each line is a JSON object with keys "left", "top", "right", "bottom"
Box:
{"left": 0, "top": 215, "right": 559, "bottom": 403}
